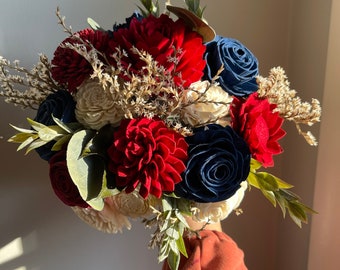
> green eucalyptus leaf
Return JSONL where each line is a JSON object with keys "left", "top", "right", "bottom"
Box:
{"left": 26, "top": 139, "right": 51, "bottom": 154}
{"left": 9, "top": 124, "right": 35, "bottom": 134}
{"left": 52, "top": 115, "right": 81, "bottom": 133}
{"left": 38, "top": 125, "right": 65, "bottom": 142}
{"left": 176, "top": 198, "right": 192, "bottom": 215}
{"left": 274, "top": 191, "right": 287, "bottom": 217}
{"left": 261, "top": 190, "right": 276, "bottom": 207}
{"left": 174, "top": 210, "right": 189, "bottom": 228}
{"left": 274, "top": 175, "right": 294, "bottom": 189}
{"left": 138, "top": 0, "right": 159, "bottom": 17}
{"left": 162, "top": 197, "right": 174, "bottom": 212}
{"left": 287, "top": 201, "right": 308, "bottom": 223}
{"left": 87, "top": 17, "right": 104, "bottom": 31}
{"left": 176, "top": 234, "right": 188, "bottom": 258}
{"left": 256, "top": 172, "right": 279, "bottom": 191}
{"left": 17, "top": 136, "right": 35, "bottom": 152}
{"left": 166, "top": 227, "right": 180, "bottom": 240}
{"left": 8, "top": 132, "right": 35, "bottom": 143}
{"left": 159, "top": 243, "right": 170, "bottom": 262}
{"left": 247, "top": 172, "right": 261, "bottom": 189}
{"left": 169, "top": 239, "right": 179, "bottom": 254}
{"left": 66, "top": 129, "right": 105, "bottom": 210}
{"left": 167, "top": 249, "right": 180, "bottom": 270}
{"left": 52, "top": 134, "right": 72, "bottom": 151}
{"left": 27, "top": 118, "right": 47, "bottom": 132}
{"left": 250, "top": 158, "right": 262, "bottom": 172}
{"left": 279, "top": 189, "right": 301, "bottom": 201}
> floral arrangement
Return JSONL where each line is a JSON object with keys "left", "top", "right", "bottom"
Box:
{"left": 0, "top": 0, "right": 321, "bottom": 269}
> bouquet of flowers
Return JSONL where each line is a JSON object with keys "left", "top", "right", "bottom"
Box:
{"left": 0, "top": 0, "right": 321, "bottom": 269}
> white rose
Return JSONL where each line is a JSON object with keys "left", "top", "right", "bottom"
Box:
{"left": 75, "top": 79, "right": 124, "bottom": 130}
{"left": 181, "top": 80, "right": 233, "bottom": 127}
{"left": 192, "top": 181, "right": 248, "bottom": 223}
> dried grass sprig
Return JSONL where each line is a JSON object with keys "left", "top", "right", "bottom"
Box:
{"left": 257, "top": 67, "right": 321, "bottom": 145}
{"left": 0, "top": 55, "right": 59, "bottom": 109}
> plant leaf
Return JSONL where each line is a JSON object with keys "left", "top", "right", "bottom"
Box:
{"left": 87, "top": 17, "right": 104, "bottom": 31}
{"left": 167, "top": 249, "right": 180, "bottom": 270}
{"left": 9, "top": 124, "right": 35, "bottom": 134}
{"left": 176, "top": 234, "right": 188, "bottom": 258}
{"left": 66, "top": 129, "right": 105, "bottom": 210}
{"left": 255, "top": 172, "right": 279, "bottom": 191}
{"left": 38, "top": 125, "right": 65, "bottom": 142}
{"left": 17, "top": 136, "right": 35, "bottom": 152}
{"left": 261, "top": 190, "right": 276, "bottom": 206}
{"left": 8, "top": 132, "right": 34, "bottom": 143}
{"left": 25, "top": 138, "right": 50, "bottom": 154}
{"left": 52, "top": 134, "right": 72, "bottom": 151}
{"left": 27, "top": 118, "right": 47, "bottom": 132}
{"left": 52, "top": 115, "right": 81, "bottom": 133}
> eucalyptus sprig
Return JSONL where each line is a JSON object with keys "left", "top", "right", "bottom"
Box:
{"left": 137, "top": 0, "right": 160, "bottom": 17}
{"left": 145, "top": 195, "right": 191, "bottom": 270}
{"left": 184, "top": 0, "right": 206, "bottom": 18}
{"left": 247, "top": 159, "right": 316, "bottom": 227}
{"left": 8, "top": 116, "right": 81, "bottom": 154}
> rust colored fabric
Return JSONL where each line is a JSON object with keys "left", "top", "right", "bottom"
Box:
{"left": 162, "top": 230, "right": 247, "bottom": 270}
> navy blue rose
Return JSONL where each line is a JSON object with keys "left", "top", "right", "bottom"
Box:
{"left": 34, "top": 90, "right": 76, "bottom": 161}
{"left": 109, "top": 11, "right": 143, "bottom": 36}
{"left": 175, "top": 124, "right": 251, "bottom": 203}
{"left": 203, "top": 35, "right": 259, "bottom": 97}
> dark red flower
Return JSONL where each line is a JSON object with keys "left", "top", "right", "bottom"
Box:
{"left": 49, "top": 149, "right": 89, "bottom": 207}
{"left": 107, "top": 117, "right": 188, "bottom": 198}
{"left": 231, "top": 93, "right": 286, "bottom": 167}
{"left": 51, "top": 29, "right": 110, "bottom": 92}
{"left": 108, "top": 14, "right": 206, "bottom": 87}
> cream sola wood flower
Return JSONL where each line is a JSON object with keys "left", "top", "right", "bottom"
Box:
{"left": 72, "top": 190, "right": 159, "bottom": 233}
{"left": 192, "top": 181, "right": 248, "bottom": 223}
{"left": 75, "top": 78, "right": 125, "bottom": 130}
{"left": 180, "top": 80, "right": 233, "bottom": 127}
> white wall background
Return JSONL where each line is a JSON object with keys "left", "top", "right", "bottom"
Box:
{"left": 0, "top": 0, "right": 338, "bottom": 269}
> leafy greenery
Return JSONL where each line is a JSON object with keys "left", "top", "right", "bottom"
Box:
{"left": 8, "top": 117, "right": 117, "bottom": 211}
{"left": 184, "top": 0, "right": 206, "bottom": 18}
{"left": 137, "top": 0, "right": 160, "bottom": 17}
{"left": 144, "top": 195, "right": 191, "bottom": 270}
{"left": 8, "top": 116, "right": 81, "bottom": 154}
{"left": 247, "top": 159, "right": 317, "bottom": 227}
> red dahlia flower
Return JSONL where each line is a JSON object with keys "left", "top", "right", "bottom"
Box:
{"left": 231, "top": 93, "right": 286, "bottom": 167}
{"left": 51, "top": 29, "right": 110, "bottom": 92}
{"left": 107, "top": 118, "right": 188, "bottom": 199}
{"left": 108, "top": 14, "right": 206, "bottom": 87}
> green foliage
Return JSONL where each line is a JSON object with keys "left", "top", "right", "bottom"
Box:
{"left": 137, "top": 0, "right": 160, "bottom": 17}
{"left": 156, "top": 196, "right": 190, "bottom": 270}
{"left": 184, "top": 0, "right": 206, "bottom": 18}
{"left": 87, "top": 17, "right": 104, "bottom": 31}
{"left": 247, "top": 159, "right": 316, "bottom": 227}
{"left": 8, "top": 117, "right": 80, "bottom": 154}
{"left": 66, "top": 125, "right": 117, "bottom": 211}
{"left": 66, "top": 129, "right": 105, "bottom": 210}
{"left": 8, "top": 117, "right": 117, "bottom": 211}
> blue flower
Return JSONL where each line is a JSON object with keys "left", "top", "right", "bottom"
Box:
{"left": 203, "top": 35, "right": 259, "bottom": 97}
{"left": 34, "top": 90, "right": 76, "bottom": 161}
{"left": 175, "top": 124, "right": 251, "bottom": 203}
{"left": 109, "top": 11, "right": 143, "bottom": 35}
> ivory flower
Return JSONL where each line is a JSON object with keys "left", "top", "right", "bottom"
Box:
{"left": 192, "top": 181, "right": 248, "bottom": 223}
{"left": 112, "top": 190, "right": 159, "bottom": 218}
{"left": 181, "top": 80, "right": 233, "bottom": 127}
{"left": 75, "top": 79, "right": 124, "bottom": 130}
